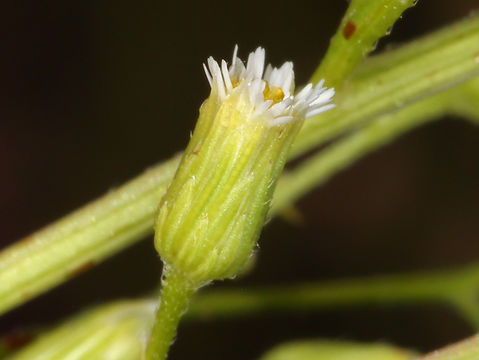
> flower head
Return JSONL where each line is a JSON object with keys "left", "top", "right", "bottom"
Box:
{"left": 154, "top": 47, "right": 335, "bottom": 285}
{"left": 203, "top": 46, "right": 335, "bottom": 126}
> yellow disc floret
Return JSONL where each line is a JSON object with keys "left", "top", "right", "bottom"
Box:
{"left": 263, "top": 82, "right": 285, "bottom": 104}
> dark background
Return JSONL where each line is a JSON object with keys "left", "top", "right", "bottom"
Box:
{"left": 1, "top": 1, "right": 479, "bottom": 359}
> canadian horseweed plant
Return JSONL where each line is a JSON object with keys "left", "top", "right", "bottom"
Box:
{"left": 2, "top": 1, "right": 479, "bottom": 359}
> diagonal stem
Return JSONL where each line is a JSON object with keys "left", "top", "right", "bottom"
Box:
{"left": 145, "top": 268, "right": 197, "bottom": 360}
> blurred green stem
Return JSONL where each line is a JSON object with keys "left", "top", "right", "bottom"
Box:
{"left": 0, "top": 155, "right": 180, "bottom": 316}
{"left": 449, "top": 79, "right": 479, "bottom": 123}
{"left": 8, "top": 261, "right": 479, "bottom": 358}
{"left": 272, "top": 88, "right": 450, "bottom": 214}
{"left": 418, "top": 335, "right": 479, "bottom": 360}
{"left": 186, "top": 261, "right": 479, "bottom": 329}
{"left": 7, "top": 300, "right": 156, "bottom": 360}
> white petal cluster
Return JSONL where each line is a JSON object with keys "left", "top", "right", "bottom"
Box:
{"left": 203, "top": 46, "right": 335, "bottom": 126}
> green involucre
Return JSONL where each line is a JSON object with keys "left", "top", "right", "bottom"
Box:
{"left": 154, "top": 87, "right": 302, "bottom": 284}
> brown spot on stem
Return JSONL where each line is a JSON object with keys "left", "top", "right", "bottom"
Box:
{"left": 343, "top": 21, "right": 356, "bottom": 39}
{"left": 193, "top": 143, "right": 202, "bottom": 155}
{"left": 14, "top": 234, "right": 36, "bottom": 247}
{"left": 68, "top": 260, "right": 95, "bottom": 278}
{"left": 3, "top": 331, "right": 35, "bottom": 350}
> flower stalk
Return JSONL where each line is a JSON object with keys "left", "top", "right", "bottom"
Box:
{"left": 145, "top": 268, "right": 196, "bottom": 360}
{"left": 147, "top": 47, "right": 334, "bottom": 359}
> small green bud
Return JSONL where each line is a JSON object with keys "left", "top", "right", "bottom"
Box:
{"left": 155, "top": 47, "right": 334, "bottom": 285}
{"left": 9, "top": 300, "right": 155, "bottom": 360}
{"left": 260, "top": 339, "right": 416, "bottom": 360}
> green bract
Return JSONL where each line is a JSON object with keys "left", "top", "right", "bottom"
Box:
{"left": 154, "top": 47, "right": 334, "bottom": 284}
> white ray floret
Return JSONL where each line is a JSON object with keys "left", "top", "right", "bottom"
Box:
{"left": 203, "top": 46, "right": 335, "bottom": 126}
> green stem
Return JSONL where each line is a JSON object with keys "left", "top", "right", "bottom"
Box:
{"left": 418, "top": 335, "right": 479, "bottom": 360}
{"left": 7, "top": 300, "right": 156, "bottom": 360}
{"left": 8, "top": 261, "right": 479, "bottom": 358}
{"left": 186, "top": 267, "right": 469, "bottom": 321}
{"left": 312, "top": 0, "right": 417, "bottom": 88}
{"left": 0, "top": 154, "right": 180, "bottom": 316}
{"left": 272, "top": 88, "right": 450, "bottom": 215}
{"left": 293, "top": 15, "right": 479, "bottom": 158}
{"left": 185, "top": 261, "right": 479, "bottom": 329}
{"left": 146, "top": 268, "right": 197, "bottom": 360}
{"left": 449, "top": 79, "right": 479, "bottom": 123}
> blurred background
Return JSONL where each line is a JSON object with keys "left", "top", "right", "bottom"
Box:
{"left": 1, "top": 1, "right": 479, "bottom": 358}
